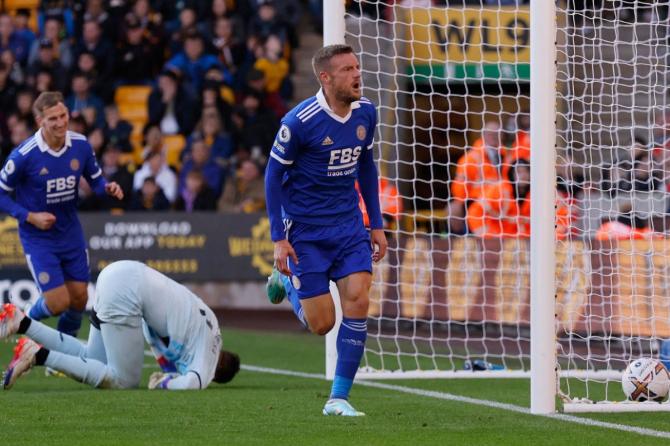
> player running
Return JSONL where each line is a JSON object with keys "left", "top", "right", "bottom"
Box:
{"left": 0, "top": 91, "right": 123, "bottom": 337}
{"left": 264, "top": 44, "right": 387, "bottom": 416}
{"left": 0, "top": 261, "right": 240, "bottom": 390}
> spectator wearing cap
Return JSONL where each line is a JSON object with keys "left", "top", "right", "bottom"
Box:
{"left": 133, "top": 151, "right": 178, "bottom": 203}
{"left": 115, "top": 14, "right": 158, "bottom": 84}
{"left": 65, "top": 71, "right": 105, "bottom": 127}
{"left": 165, "top": 29, "right": 229, "bottom": 92}
{"left": 28, "top": 15, "right": 73, "bottom": 70}
{"left": 148, "top": 69, "right": 199, "bottom": 136}
{"left": 179, "top": 137, "right": 225, "bottom": 198}
{"left": 27, "top": 37, "right": 69, "bottom": 91}
{"left": 74, "top": 19, "right": 115, "bottom": 101}
{"left": 0, "top": 13, "right": 30, "bottom": 67}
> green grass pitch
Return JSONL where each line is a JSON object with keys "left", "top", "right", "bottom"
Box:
{"left": 1, "top": 322, "right": 670, "bottom": 445}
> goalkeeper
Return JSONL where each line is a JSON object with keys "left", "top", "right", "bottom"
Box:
{"left": 0, "top": 260, "right": 240, "bottom": 390}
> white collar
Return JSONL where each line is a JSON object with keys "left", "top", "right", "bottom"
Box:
{"left": 35, "top": 129, "right": 72, "bottom": 157}
{"left": 316, "top": 88, "right": 361, "bottom": 124}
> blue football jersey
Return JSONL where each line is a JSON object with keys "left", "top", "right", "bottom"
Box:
{"left": 0, "top": 129, "right": 106, "bottom": 243}
{"left": 269, "top": 89, "right": 377, "bottom": 227}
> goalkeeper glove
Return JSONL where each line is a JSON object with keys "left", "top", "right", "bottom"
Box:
{"left": 148, "top": 372, "right": 179, "bottom": 389}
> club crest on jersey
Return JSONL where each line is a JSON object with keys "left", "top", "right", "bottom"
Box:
{"left": 356, "top": 125, "right": 366, "bottom": 141}
{"left": 70, "top": 159, "right": 80, "bottom": 171}
{"left": 4, "top": 160, "right": 15, "bottom": 175}
{"left": 38, "top": 272, "right": 50, "bottom": 285}
{"left": 322, "top": 136, "right": 334, "bottom": 146}
{"left": 278, "top": 124, "right": 291, "bottom": 143}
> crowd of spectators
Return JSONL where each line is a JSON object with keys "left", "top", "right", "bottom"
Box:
{"left": 0, "top": 0, "right": 304, "bottom": 214}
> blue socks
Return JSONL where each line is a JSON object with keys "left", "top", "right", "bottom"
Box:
{"left": 281, "top": 275, "right": 308, "bottom": 329}
{"left": 28, "top": 297, "right": 53, "bottom": 321}
{"left": 330, "top": 317, "right": 367, "bottom": 400}
{"left": 57, "top": 309, "right": 84, "bottom": 337}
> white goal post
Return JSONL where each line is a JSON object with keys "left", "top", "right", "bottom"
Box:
{"left": 323, "top": 0, "right": 670, "bottom": 413}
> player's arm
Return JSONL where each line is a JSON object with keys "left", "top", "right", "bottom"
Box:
{"left": 264, "top": 119, "right": 300, "bottom": 275}
{"left": 358, "top": 106, "right": 387, "bottom": 261}
{"left": 0, "top": 154, "right": 29, "bottom": 223}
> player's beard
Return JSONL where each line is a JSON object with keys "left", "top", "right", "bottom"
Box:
{"left": 334, "top": 84, "right": 361, "bottom": 104}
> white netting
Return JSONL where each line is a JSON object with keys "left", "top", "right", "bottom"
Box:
{"left": 345, "top": 2, "right": 533, "bottom": 377}
{"left": 556, "top": 0, "right": 670, "bottom": 405}
{"left": 345, "top": 0, "right": 670, "bottom": 409}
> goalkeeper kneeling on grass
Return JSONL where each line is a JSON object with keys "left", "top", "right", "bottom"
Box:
{"left": 0, "top": 260, "right": 240, "bottom": 390}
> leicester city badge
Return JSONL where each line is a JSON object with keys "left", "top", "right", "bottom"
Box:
{"left": 70, "top": 158, "right": 80, "bottom": 171}
{"left": 356, "top": 125, "right": 366, "bottom": 141}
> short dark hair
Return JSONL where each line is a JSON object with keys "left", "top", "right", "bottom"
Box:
{"left": 33, "top": 91, "right": 64, "bottom": 117}
{"left": 213, "top": 350, "right": 240, "bottom": 384}
{"left": 312, "top": 44, "right": 355, "bottom": 80}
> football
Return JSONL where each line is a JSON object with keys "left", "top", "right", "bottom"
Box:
{"left": 621, "top": 358, "right": 670, "bottom": 402}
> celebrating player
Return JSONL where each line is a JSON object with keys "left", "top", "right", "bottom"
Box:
{"left": 0, "top": 92, "right": 123, "bottom": 338}
{"left": 0, "top": 260, "right": 240, "bottom": 390}
{"left": 264, "top": 44, "right": 387, "bottom": 416}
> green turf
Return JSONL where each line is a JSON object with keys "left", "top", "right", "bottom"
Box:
{"left": 1, "top": 324, "right": 670, "bottom": 445}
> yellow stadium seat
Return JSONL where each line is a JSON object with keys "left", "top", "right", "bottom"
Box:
{"left": 5, "top": 0, "right": 39, "bottom": 9}
{"left": 163, "top": 134, "right": 186, "bottom": 169}
{"left": 118, "top": 103, "right": 148, "bottom": 122}
{"left": 114, "top": 85, "right": 152, "bottom": 105}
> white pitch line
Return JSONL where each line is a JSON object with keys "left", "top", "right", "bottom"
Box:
{"left": 242, "top": 365, "right": 670, "bottom": 440}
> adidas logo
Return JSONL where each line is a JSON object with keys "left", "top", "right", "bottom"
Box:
{"left": 322, "top": 136, "right": 334, "bottom": 146}
{"left": 39, "top": 167, "right": 49, "bottom": 175}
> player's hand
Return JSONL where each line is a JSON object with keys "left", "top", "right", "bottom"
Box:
{"left": 105, "top": 182, "right": 124, "bottom": 200}
{"left": 26, "top": 212, "right": 56, "bottom": 230}
{"left": 274, "top": 239, "right": 298, "bottom": 276}
{"left": 370, "top": 229, "right": 387, "bottom": 263}
{"left": 148, "top": 372, "right": 177, "bottom": 390}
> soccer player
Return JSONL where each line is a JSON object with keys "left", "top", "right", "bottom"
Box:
{"left": 0, "top": 260, "right": 240, "bottom": 390}
{"left": 264, "top": 44, "right": 387, "bottom": 416}
{"left": 0, "top": 91, "right": 123, "bottom": 338}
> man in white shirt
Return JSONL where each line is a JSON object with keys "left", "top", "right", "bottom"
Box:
{"left": 0, "top": 261, "right": 239, "bottom": 390}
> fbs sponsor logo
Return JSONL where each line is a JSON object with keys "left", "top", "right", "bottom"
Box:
{"left": 321, "top": 136, "right": 334, "bottom": 146}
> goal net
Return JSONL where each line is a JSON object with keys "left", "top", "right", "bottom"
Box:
{"left": 335, "top": 0, "right": 670, "bottom": 411}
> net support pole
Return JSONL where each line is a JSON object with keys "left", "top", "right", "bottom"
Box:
{"left": 530, "top": 0, "right": 557, "bottom": 414}
{"left": 323, "top": 0, "right": 346, "bottom": 381}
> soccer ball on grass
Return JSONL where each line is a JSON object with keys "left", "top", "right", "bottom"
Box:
{"left": 621, "top": 358, "right": 670, "bottom": 402}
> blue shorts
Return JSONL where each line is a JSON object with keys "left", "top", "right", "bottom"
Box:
{"left": 23, "top": 240, "right": 89, "bottom": 293}
{"left": 286, "top": 215, "right": 372, "bottom": 299}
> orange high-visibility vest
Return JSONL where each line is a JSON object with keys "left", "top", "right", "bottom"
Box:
{"left": 509, "top": 130, "right": 530, "bottom": 162}
{"left": 451, "top": 138, "right": 511, "bottom": 203}
{"left": 357, "top": 178, "right": 402, "bottom": 228}
{"left": 467, "top": 181, "right": 571, "bottom": 239}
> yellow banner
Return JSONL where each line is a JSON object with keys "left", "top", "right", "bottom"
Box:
{"left": 403, "top": 7, "right": 530, "bottom": 64}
